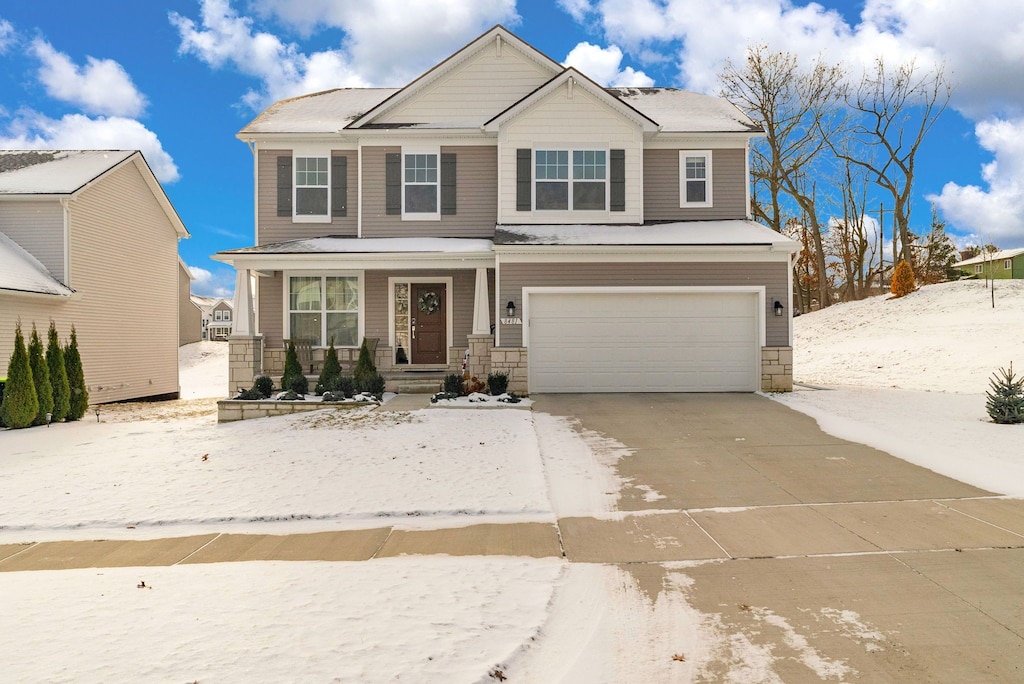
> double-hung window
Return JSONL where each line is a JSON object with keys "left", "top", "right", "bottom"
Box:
{"left": 288, "top": 275, "right": 360, "bottom": 347}
{"left": 679, "top": 151, "right": 712, "bottom": 208}
{"left": 214, "top": 310, "right": 222, "bottom": 321}
{"left": 535, "top": 149, "right": 606, "bottom": 210}
{"left": 403, "top": 151, "right": 439, "bottom": 218}
{"left": 1004, "top": 259, "right": 1013, "bottom": 270}
{"left": 295, "top": 156, "right": 329, "bottom": 217}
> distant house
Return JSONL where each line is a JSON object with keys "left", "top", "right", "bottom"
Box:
{"left": 179, "top": 258, "right": 202, "bottom": 346}
{"left": 0, "top": 150, "right": 190, "bottom": 403}
{"left": 191, "top": 295, "right": 233, "bottom": 341}
{"left": 953, "top": 248, "right": 1024, "bottom": 280}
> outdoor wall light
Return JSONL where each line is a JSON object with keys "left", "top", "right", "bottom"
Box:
{"left": 773, "top": 300, "right": 784, "bottom": 317}
{"left": 506, "top": 300, "right": 517, "bottom": 317}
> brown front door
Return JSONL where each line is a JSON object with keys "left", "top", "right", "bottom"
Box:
{"left": 411, "top": 283, "right": 447, "bottom": 364}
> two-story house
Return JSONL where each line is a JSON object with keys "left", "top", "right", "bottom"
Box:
{"left": 216, "top": 26, "right": 797, "bottom": 395}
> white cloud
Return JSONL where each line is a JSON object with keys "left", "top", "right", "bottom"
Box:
{"left": 172, "top": 0, "right": 518, "bottom": 108}
{"left": 557, "top": 0, "right": 593, "bottom": 23}
{"left": 563, "top": 42, "right": 654, "bottom": 86}
{"left": 0, "top": 111, "right": 179, "bottom": 183}
{"left": 929, "top": 117, "right": 1024, "bottom": 247}
{"left": 188, "top": 265, "right": 235, "bottom": 298}
{"left": 0, "top": 19, "right": 15, "bottom": 54}
{"left": 30, "top": 39, "right": 147, "bottom": 118}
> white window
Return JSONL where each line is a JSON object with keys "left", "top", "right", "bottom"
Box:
{"left": 214, "top": 310, "right": 222, "bottom": 321}
{"left": 975, "top": 264, "right": 983, "bottom": 274}
{"left": 288, "top": 275, "right": 360, "bottom": 347}
{"left": 223, "top": 310, "right": 231, "bottom": 321}
{"left": 295, "top": 155, "right": 329, "bottom": 219}
{"left": 403, "top": 150, "right": 439, "bottom": 218}
{"left": 535, "top": 149, "right": 607, "bottom": 211}
{"left": 679, "top": 150, "right": 712, "bottom": 208}
{"left": 1004, "top": 259, "right": 1012, "bottom": 269}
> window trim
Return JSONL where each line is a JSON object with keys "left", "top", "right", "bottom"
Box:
{"left": 402, "top": 146, "right": 441, "bottom": 221}
{"left": 283, "top": 271, "right": 365, "bottom": 348}
{"left": 1004, "top": 259, "right": 1013, "bottom": 269}
{"left": 975, "top": 264, "right": 983, "bottom": 274}
{"left": 533, "top": 147, "right": 610, "bottom": 212}
{"left": 214, "top": 310, "right": 222, "bottom": 321}
{"left": 292, "top": 147, "right": 331, "bottom": 224}
{"left": 679, "top": 150, "right": 713, "bottom": 208}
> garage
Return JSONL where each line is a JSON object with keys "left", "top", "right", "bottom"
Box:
{"left": 525, "top": 288, "right": 761, "bottom": 393}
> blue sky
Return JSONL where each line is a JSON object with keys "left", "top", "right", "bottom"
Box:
{"left": 2, "top": 0, "right": 1021, "bottom": 297}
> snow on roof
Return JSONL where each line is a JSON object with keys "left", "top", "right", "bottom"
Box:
{"left": 607, "top": 88, "right": 761, "bottom": 133}
{"left": 0, "top": 150, "right": 135, "bottom": 194}
{"left": 219, "top": 236, "right": 495, "bottom": 255}
{"left": 239, "top": 89, "right": 400, "bottom": 135}
{"left": 0, "top": 230, "right": 75, "bottom": 297}
{"left": 494, "top": 220, "right": 798, "bottom": 249}
{"left": 953, "top": 247, "right": 1024, "bottom": 267}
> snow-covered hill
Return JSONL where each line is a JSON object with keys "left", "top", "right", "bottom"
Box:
{"left": 793, "top": 279, "right": 1024, "bottom": 393}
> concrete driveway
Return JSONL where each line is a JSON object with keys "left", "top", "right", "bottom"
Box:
{"left": 536, "top": 393, "right": 1024, "bottom": 682}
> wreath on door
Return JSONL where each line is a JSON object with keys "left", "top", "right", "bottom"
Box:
{"left": 417, "top": 291, "right": 441, "bottom": 315}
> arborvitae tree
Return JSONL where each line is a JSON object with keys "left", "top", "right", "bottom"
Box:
{"left": 890, "top": 259, "right": 916, "bottom": 298}
{"left": 315, "top": 340, "right": 341, "bottom": 395}
{"left": 28, "top": 324, "right": 53, "bottom": 426}
{"left": 1, "top": 322, "right": 39, "bottom": 429}
{"left": 47, "top": 321, "right": 70, "bottom": 422}
{"left": 281, "top": 339, "right": 308, "bottom": 395}
{"left": 986, "top": 364, "right": 1024, "bottom": 424}
{"left": 353, "top": 337, "right": 377, "bottom": 390}
{"left": 65, "top": 325, "right": 89, "bottom": 421}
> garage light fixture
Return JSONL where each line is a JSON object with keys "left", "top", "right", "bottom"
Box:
{"left": 506, "top": 300, "right": 516, "bottom": 317}
{"left": 773, "top": 300, "right": 784, "bottom": 317}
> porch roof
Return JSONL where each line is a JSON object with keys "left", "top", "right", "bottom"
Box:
{"left": 0, "top": 229, "right": 76, "bottom": 297}
{"left": 213, "top": 236, "right": 495, "bottom": 270}
{"left": 493, "top": 220, "right": 799, "bottom": 251}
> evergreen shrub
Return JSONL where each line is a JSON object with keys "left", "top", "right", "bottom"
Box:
{"left": 28, "top": 324, "right": 53, "bottom": 425}
{"left": 65, "top": 326, "right": 88, "bottom": 421}
{"left": 281, "top": 340, "right": 308, "bottom": 395}
{"left": 986, "top": 363, "right": 1024, "bottom": 424}
{"left": 487, "top": 371, "right": 509, "bottom": 396}
{"left": 253, "top": 375, "right": 274, "bottom": 398}
{"left": 315, "top": 341, "right": 341, "bottom": 395}
{"left": 442, "top": 373, "right": 464, "bottom": 395}
{"left": 1, "top": 322, "right": 39, "bottom": 429}
{"left": 47, "top": 321, "right": 70, "bottom": 422}
{"left": 353, "top": 338, "right": 377, "bottom": 388}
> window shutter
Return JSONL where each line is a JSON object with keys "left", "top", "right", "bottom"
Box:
{"left": 277, "top": 156, "right": 292, "bottom": 217}
{"left": 440, "top": 153, "right": 456, "bottom": 215}
{"left": 331, "top": 155, "right": 347, "bottom": 217}
{"left": 385, "top": 153, "right": 401, "bottom": 215}
{"left": 516, "top": 148, "right": 531, "bottom": 211}
{"left": 610, "top": 149, "right": 625, "bottom": 212}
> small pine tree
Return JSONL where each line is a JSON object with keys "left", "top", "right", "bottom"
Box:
{"left": 890, "top": 259, "right": 916, "bottom": 298}
{"left": 65, "top": 325, "right": 89, "bottom": 421}
{"left": 315, "top": 340, "right": 341, "bottom": 395}
{"left": 47, "top": 321, "right": 70, "bottom": 422}
{"left": 353, "top": 338, "right": 377, "bottom": 390}
{"left": 28, "top": 324, "right": 53, "bottom": 426}
{"left": 1, "top": 322, "right": 39, "bottom": 429}
{"left": 986, "top": 363, "right": 1024, "bottom": 424}
{"left": 281, "top": 340, "right": 308, "bottom": 395}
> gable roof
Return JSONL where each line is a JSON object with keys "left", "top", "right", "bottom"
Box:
{"left": 608, "top": 88, "right": 762, "bottom": 133}
{"left": 347, "top": 25, "right": 563, "bottom": 129}
{"left": 483, "top": 67, "right": 659, "bottom": 133}
{"left": 239, "top": 88, "right": 399, "bottom": 136}
{"left": 0, "top": 229, "right": 75, "bottom": 297}
{"left": 953, "top": 247, "right": 1024, "bottom": 267}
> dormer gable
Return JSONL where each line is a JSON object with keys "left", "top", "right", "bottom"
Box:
{"left": 348, "top": 25, "right": 563, "bottom": 129}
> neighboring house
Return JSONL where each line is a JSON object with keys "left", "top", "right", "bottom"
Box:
{"left": 215, "top": 26, "right": 798, "bottom": 394}
{"left": 179, "top": 258, "right": 203, "bottom": 345}
{"left": 209, "top": 300, "right": 233, "bottom": 341}
{"left": 952, "top": 248, "right": 1024, "bottom": 280}
{"left": 0, "top": 150, "right": 190, "bottom": 403}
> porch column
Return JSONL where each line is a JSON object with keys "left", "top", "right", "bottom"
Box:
{"left": 472, "top": 267, "right": 491, "bottom": 335}
{"left": 228, "top": 268, "right": 262, "bottom": 394}
{"left": 231, "top": 268, "right": 254, "bottom": 336}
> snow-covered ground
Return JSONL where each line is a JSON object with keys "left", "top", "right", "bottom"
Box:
{"left": 779, "top": 279, "right": 1024, "bottom": 497}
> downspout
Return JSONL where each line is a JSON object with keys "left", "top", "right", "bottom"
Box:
{"left": 247, "top": 139, "right": 260, "bottom": 335}
{"left": 60, "top": 197, "right": 71, "bottom": 286}
{"left": 357, "top": 138, "right": 363, "bottom": 238}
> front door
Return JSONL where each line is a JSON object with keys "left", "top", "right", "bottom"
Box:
{"left": 411, "top": 283, "right": 447, "bottom": 364}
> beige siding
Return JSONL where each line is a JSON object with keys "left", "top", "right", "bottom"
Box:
{"left": 497, "top": 261, "right": 789, "bottom": 348}
{"left": 1, "top": 162, "right": 182, "bottom": 403}
{"left": 257, "top": 149, "right": 358, "bottom": 245}
{"left": 498, "top": 86, "right": 644, "bottom": 224}
{"left": 379, "top": 44, "right": 553, "bottom": 126}
{"left": 361, "top": 146, "right": 497, "bottom": 238}
{"left": 179, "top": 262, "right": 201, "bottom": 345}
{"left": 0, "top": 200, "right": 66, "bottom": 281}
{"left": 644, "top": 148, "right": 748, "bottom": 221}
{"left": 258, "top": 271, "right": 284, "bottom": 349}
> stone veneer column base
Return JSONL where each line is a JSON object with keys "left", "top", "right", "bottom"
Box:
{"left": 490, "top": 347, "right": 528, "bottom": 395}
{"left": 761, "top": 346, "right": 793, "bottom": 392}
{"left": 228, "top": 335, "right": 263, "bottom": 394}
{"left": 466, "top": 335, "right": 494, "bottom": 380}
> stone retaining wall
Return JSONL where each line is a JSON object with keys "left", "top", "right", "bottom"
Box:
{"left": 217, "top": 399, "right": 372, "bottom": 423}
{"left": 490, "top": 347, "right": 528, "bottom": 394}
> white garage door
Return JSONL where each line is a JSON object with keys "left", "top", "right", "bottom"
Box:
{"left": 527, "top": 290, "right": 760, "bottom": 393}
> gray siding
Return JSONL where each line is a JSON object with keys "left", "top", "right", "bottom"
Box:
{"left": 257, "top": 149, "right": 358, "bottom": 245}
{"left": 258, "top": 271, "right": 284, "bottom": 349}
{"left": 644, "top": 148, "right": 748, "bottom": 221}
{"left": 0, "top": 200, "right": 66, "bottom": 281}
{"left": 362, "top": 146, "right": 497, "bottom": 238}
{"left": 498, "top": 261, "right": 789, "bottom": 347}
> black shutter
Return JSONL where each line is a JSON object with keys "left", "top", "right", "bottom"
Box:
{"left": 440, "top": 153, "right": 456, "bottom": 215}
{"left": 385, "top": 152, "right": 401, "bottom": 215}
{"left": 331, "top": 155, "right": 347, "bottom": 217}
{"left": 610, "top": 149, "right": 625, "bottom": 212}
{"left": 516, "top": 148, "right": 531, "bottom": 211}
{"left": 277, "top": 155, "right": 292, "bottom": 217}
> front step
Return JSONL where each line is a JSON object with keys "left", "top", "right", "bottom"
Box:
{"left": 384, "top": 369, "right": 449, "bottom": 394}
